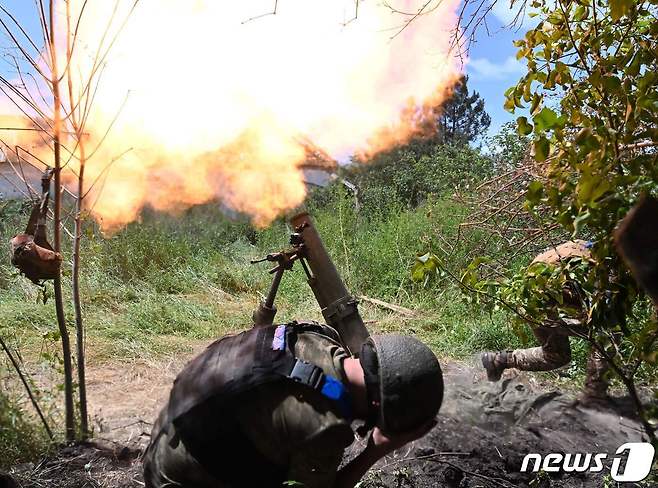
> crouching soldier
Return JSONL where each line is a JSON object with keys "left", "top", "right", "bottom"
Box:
{"left": 481, "top": 240, "right": 614, "bottom": 405}
{"left": 143, "top": 321, "right": 443, "bottom": 488}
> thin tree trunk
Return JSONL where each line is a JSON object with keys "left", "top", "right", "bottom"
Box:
{"left": 72, "top": 147, "right": 88, "bottom": 439}
{"left": 66, "top": 1, "right": 89, "bottom": 441}
{"left": 50, "top": 2, "right": 76, "bottom": 442}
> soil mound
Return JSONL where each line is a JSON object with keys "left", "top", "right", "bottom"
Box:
{"left": 355, "top": 362, "right": 650, "bottom": 487}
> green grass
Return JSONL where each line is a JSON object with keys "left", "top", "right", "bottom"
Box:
{"left": 0, "top": 391, "right": 53, "bottom": 468}
{"left": 0, "top": 191, "right": 534, "bottom": 363}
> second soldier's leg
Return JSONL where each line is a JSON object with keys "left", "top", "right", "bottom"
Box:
{"left": 581, "top": 347, "right": 611, "bottom": 404}
{"left": 509, "top": 326, "right": 572, "bottom": 371}
{"left": 482, "top": 326, "right": 572, "bottom": 381}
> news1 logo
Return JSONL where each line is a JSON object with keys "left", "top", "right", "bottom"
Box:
{"left": 520, "top": 443, "right": 655, "bottom": 482}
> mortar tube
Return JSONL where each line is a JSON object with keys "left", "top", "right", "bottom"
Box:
{"left": 289, "top": 212, "right": 370, "bottom": 356}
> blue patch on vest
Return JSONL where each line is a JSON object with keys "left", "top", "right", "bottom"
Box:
{"left": 321, "top": 375, "right": 352, "bottom": 420}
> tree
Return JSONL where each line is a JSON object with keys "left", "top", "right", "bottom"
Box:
{"left": 414, "top": 0, "right": 658, "bottom": 445}
{"left": 487, "top": 121, "right": 530, "bottom": 172}
{"left": 436, "top": 75, "right": 491, "bottom": 144}
{"left": 479, "top": 0, "right": 656, "bottom": 442}
{"left": 0, "top": 1, "right": 137, "bottom": 441}
{"left": 345, "top": 142, "right": 492, "bottom": 210}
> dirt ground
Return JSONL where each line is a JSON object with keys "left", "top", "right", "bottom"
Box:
{"left": 5, "top": 349, "right": 653, "bottom": 488}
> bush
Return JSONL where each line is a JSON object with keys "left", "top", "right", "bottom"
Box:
{"left": 0, "top": 391, "right": 51, "bottom": 468}
{"left": 343, "top": 141, "right": 493, "bottom": 213}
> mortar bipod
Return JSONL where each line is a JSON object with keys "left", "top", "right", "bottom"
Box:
{"left": 9, "top": 170, "right": 62, "bottom": 285}
{"left": 250, "top": 227, "right": 312, "bottom": 327}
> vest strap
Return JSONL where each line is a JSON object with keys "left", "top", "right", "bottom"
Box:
{"left": 288, "top": 359, "right": 325, "bottom": 389}
{"left": 286, "top": 358, "right": 352, "bottom": 419}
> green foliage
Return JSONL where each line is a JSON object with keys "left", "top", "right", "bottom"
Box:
{"left": 506, "top": 0, "right": 657, "bottom": 239}
{"left": 344, "top": 142, "right": 493, "bottom": 211}
{"left": 0, "top": 391, "right": 51, "bottom": 468}
{"left": 463, "top": 255, "right": 615, "bottom": 345}
{"left": 412, "top": 252, "right": 444, "bottom": 286}
{"left": 489, "top": 0, "right": 658, "bottom": 437}
{"left": 504, "top": 0, "right": 658, "bottom": 332}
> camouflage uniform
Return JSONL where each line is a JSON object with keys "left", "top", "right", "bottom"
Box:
{"left": 503, "top": 324, "right": 610, "bottom": 399}
{"left": 143, "top": 327, "right": 355, "bottom": 488}
{"left": 483, "top": 241, "right": 610, "bottom": 400}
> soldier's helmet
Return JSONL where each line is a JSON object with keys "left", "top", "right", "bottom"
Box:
{"left": 360, "top": 334, "right": 443, "bottom": 435}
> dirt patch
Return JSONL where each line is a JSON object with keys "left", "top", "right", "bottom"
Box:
{"left": 356, "top": 361, "right": 651, "bottom": 487}
{"left": 7, "top": 442, "right": 142, "bottom": 488}
{"left": 86, "top": 348, "right": 203, "bottom": 444}
{"left": 6, "top": 355, "right": 653, "bottom": 487}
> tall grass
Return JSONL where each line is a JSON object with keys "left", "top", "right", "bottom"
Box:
{"left": 1, "top": 188, "right": 523, "bottom": 359}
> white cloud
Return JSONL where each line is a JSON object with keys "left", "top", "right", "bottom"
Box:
{"left": 492, "top": 1, "right": 526, "bottom": 27}
{"left": 491, "top": 0, "right": 550, "bottom": 28}
{"left": 467, "top": 55, "right": 525, "bottom": 81}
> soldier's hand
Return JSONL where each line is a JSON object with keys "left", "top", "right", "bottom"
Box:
{"left": 369, "top": 418, "right": 437, "bottom": 455}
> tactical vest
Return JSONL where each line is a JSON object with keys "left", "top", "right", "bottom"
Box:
{"left": 152, "top": 321, "right": 352, "bottom": 487}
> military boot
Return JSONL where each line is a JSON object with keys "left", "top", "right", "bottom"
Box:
{"left": 481, "top": 351, "right": 510, "bottom": 382}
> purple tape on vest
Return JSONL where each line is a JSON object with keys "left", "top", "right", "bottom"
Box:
{"left": 272, "top": 325, "right": 286, "bottom": 351}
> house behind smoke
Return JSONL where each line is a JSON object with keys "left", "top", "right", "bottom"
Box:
{"left": 298, "top": 137, "right": 338, "bottom": 189}
{"left": 0, "top": 115, "right": 45, "bottom": 200}
{"left": 1, "top": 130, "right": 340, "bottom": 204}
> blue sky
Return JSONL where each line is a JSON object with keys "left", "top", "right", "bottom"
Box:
{"left": 463, "top": 4, "right": 536, "bottom": 137}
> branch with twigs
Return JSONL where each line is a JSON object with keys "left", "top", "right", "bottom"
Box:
{"left": 0, "top": 336, "right": 53, "bottom": 440}
{"left": 0, "top": 0, "right": 140, "bottom": 441}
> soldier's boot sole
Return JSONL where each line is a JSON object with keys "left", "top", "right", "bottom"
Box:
{"left": 481, "top": 352, "right": 505, "bottom": 382}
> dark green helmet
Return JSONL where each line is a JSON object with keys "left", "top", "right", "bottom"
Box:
{"left": 360, "top": 334, "right": 443, "bottom": 434}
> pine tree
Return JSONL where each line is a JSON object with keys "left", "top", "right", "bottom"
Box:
{"left": 437, "top": 75, "right": 491, "bottom": 144}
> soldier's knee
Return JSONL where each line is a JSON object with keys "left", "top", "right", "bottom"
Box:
{"left": 545, "top": 347, "right": 571, "bottom": 368}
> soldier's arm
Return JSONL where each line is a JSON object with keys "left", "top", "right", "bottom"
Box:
{"left": 285, "top": 419, "right": 435, "bottom": 487}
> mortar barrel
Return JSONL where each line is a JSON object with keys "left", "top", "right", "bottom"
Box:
{"left": 290, "top": 212, "right": 370, "bottom": 355}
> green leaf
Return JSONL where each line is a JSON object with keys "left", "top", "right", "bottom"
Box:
{"left": 603, "top": 75, "right": 622, "bottom": 93}
{"left": 504, "top": 97, "right": 516, "bottom": 113}
{"left": 530, "top": 93, "right": 542, "bottom": 115}
{"left": 574, "top": 5, "right": 588, "bottom": 21}
{"left": 577, "top": 174, "right": 611, "bottom": 206}
{"left": 527, "top": 180, "right": 544, "bottom": 205}
{"left": 517, "top": 116, "right": 533, "bottom": 136}
{"left": 533, "top": 107, "right": 559, "bottom": 131}
{"left": 533, "top": 137, "right": 550, "bottom": 162}
{"left": 610, "top": 0, "right": 633, "bottom": 21}
{"left": 411, "top": 265, "right": 425, "bottom": 283}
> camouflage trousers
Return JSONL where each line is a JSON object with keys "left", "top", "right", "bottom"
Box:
{"left": 143, "top": 412, "right": 229, "bottom": 488}
{"left": 508, "top": 325, "right": 610, "bottom": 398}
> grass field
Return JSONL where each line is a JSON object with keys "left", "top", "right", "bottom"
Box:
{"left": 1, "top": 191, "right": 527, "bottom": 357}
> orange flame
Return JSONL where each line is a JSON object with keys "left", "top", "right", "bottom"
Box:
{"left": 61, "top": 0, "right": 462, "bottom": 228}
